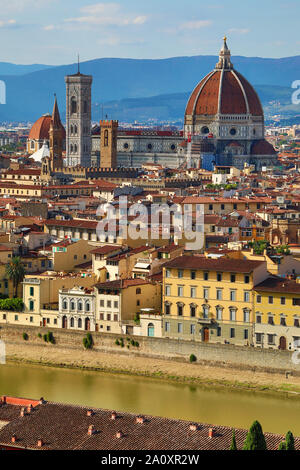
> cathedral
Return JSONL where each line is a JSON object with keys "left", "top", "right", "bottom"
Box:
{"left": 28, "top": 38, "right": 278, "bottom": 173}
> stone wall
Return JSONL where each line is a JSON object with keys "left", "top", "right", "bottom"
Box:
{"left": 0, "top": 323, "right": 299, "bottom": 375}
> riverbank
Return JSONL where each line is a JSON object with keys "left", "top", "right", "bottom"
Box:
{"left": 6, "top": 342, "right": 300, "bottom": 397}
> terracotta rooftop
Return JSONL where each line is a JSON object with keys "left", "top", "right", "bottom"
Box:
{"left": 164, "top": 255, "right": 264, "bottom": 273}
{"left": 254, "top": 276, "right": 300, "bottom": 294}
{"left": 0, "top": 398, "right": 298, "bottom": 450}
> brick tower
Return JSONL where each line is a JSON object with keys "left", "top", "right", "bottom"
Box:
{"left": 100, "top": 120, "right": 118, "bottom": 168}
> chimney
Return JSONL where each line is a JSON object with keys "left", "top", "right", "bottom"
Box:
{"left": 116, "top": 430, "right": 123, "bottom": 439}
{"left": 111, "top": 411, "right": 117, "bottom": 420}
{"left": 136, "top": 416, "right": 145, "bottom": 424}
{"left": 39, "top": 397, "right": 44, "bottom": 405}
{"left": 20, "top": 407, "right": 25, "bottom": 417}
{"left": 37, "top": 438, "right": 44, "bottom": 448}
{"left": 208, "top": 428, "right": 215, "bottom": 438}
{"left": 189, "top": 424, "right": 198, "bottom": 432}
{"left": 87, "top": 409, "right": 94, "bottom": 417}
{"left": 11, "top": 434, "right": 17, "bottom": 443}
{"left": 88, "top": 425, "right": 95, "bottom": 436}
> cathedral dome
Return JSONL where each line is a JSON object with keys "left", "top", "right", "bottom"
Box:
{"left": 185, "top": 39, "right": 263, "bottom": 119}
{"left": 251, "top": 139, "right": 277, "bottom": 155}
{"left": 28, "top": 114, "right": 52, "bottom": 141}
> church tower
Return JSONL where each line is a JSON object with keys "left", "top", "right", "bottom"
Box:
{"left": 100, "top": 120, "right": 118, "bottom": 168}
{"left": 49, "top": 95, "right": 64, "bottom": 171}
{"left": 65, "top": 62, "right": 92, "bottom": 167}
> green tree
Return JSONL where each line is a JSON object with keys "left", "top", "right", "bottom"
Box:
{"left": 230, "top": 429, "right": 237, "bottom": 450}
{"left": 5, "top": 257, "right": 25, "bottom": 298}
{"left": 278, "top": 441, "right": 287, "bottom": 450}
{"left": 243, "top": 421, "right": 267, "bottom": 450}
{"left": 286, "top": 431, "right": 295, "bottom": 450}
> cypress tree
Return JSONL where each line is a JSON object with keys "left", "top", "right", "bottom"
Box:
{"left": 286, "top": 431, "right": 295, "bottom": 450}
{"left": 278, "top": 441, "right": 287, "bottom": 450}
{"left": 230, "top": 429, "right": 237, "bottom": 450}
{"left": 243, "top": 420, "right": 267, "bottom": 450}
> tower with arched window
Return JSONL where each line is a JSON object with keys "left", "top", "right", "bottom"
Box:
{"left": 100, "top": 120, "right": 118, "bottom": 168}
{"left": 65, "top": 66, "right": 93, "bottom": 167}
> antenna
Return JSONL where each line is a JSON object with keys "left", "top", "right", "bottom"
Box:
{"left": 77, "top": 53, "right": 80, "bottom": 74}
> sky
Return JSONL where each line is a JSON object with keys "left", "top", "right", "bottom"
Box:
{"left": 0, "top": 0, "right": 299, "bottom": 65}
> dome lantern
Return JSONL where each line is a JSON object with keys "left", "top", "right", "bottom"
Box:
{"left": 216, "top": 36, "right": 233, "bottom": 70}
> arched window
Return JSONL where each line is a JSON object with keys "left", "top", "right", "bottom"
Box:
{"left": 70, "top": 125, "right": 74, "bottom": 135}
{"left": 70, "top": 144, "right": 73, "bottom": 153}
{"left": 78, "top": 301, "right": 82, "bottom": 311}
{"left": 147, "top": 323, "right": 154, "bottom": 337}
{"left": 85, "top": 301, "right": 90, "bottom": 312}
{"left": 78, "top": 318, "right": 82, "bottom": 328}
{"left": 104, "top": 130, "right": 109, "bottom": 147}
{"left": 63, "top": 299, "right": 68, "bottom": 310}
{"left": 84, "top": 101, "right": 88, "bottom": 113}
{"left": 70, "top": 300, "right": 75, "bottom": 311}
{"left": 70, "top": 317, "right": 74, "bottom": 327}
{"left": 71, "top": 97, "right": 77, "bottom": 114}
{"left": 74, "top": 125, "right": 77, "bottom": 134}
{"left": 74, "top": 144, "right": 78, "bottom": 153}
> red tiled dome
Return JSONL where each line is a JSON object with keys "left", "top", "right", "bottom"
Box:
{"left": 251, "top": 140, "right": 277, "bottom": 155}
{"left": 185, "top": 69, "right": 263, "bottom": 118}
{"left": 28, "top": 115, "right": 52, "bottom": 140}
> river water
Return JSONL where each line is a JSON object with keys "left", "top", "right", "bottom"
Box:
{"left": 0, "top": 362, "right": 300, "bottom": 435}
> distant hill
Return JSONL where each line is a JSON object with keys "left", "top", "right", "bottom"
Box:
{"left": 0, "top": 55, "right": 299, "bottom": 122}
{"left": 0, "top": 62, "right": 53, "bottom": 76}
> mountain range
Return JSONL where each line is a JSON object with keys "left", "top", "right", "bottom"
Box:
{"left": 0, "top": 55, "right": 299, "bottom": 123}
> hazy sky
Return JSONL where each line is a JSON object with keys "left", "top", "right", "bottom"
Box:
{"left": 0, "top": 0, "right": 299, "bottom": 64}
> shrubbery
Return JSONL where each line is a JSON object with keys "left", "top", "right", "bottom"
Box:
{"left": 22, "top": 332, "right": 28, "bottom": 341}
{"left": 83, "top": 332, "right": 93, "bottom": 349}
{"left": 43, "top": 332, "right": 55, "bottom": 344}
{"left": 189, "top": 354, "right": 197, "bottom": 363}
{"left": 0, "top": 298, "right": 23, "bottom": 311}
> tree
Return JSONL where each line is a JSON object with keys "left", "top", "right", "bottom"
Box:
{"left": 286, "top": 431, "right": 295, "bottom": 450}
{"left": 243, "top": 421, "right": 267, "bottom": 450}
{"left": 230, "top": 429, "right": 237, "bottom": 450}
{"left": 278, "top": 441, "right": 286, "bottom": 450}
{"left": 5, "top": 256, "right": 25, "bottom": 298}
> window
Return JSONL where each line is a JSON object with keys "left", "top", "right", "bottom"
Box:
{"left": 230, "top": 290, "right": 236, "bottom": 302}
{"left": 78, "top": 301, "right": 82, "bottom": 311}
{"left": 178, "top": 286, "right": 183, "bottom": 297}
{"left": 216, "top": 307, "right": 222, "bottom": 321}
{"left": 268, "top": 296, "right": 273, "bottom": 304}
{"left": 71, "top": 97, "right": 77, "bottom": 114}
{"left": 209, "top": 204, "right": 213, "bottom": 211}
{"left": 165, "top": 322, "right": 170, "bottom": 333}
{"left": 165, "top": 285, "right": 171, "bottom": 296}
{"left": 165, "top": 303, "right": 170, "bottom": 315}
{"left": 216, "top": 289, "right": 222, "bottom": 301}
{"left": 178, "top": 323, "right": 183, "bottom": 334}
{"left": 177, "top": 304, "right": 183, "bottom": 316}
{"left": 137, "top": 300, "right": 140, "bottom": 306}
{"left": 190, "top": 305, "right": 196, "bottom": 317}
{"left": 100, "top": 299, "right": 104, "bottom": 307}
{"left": 107, "top": 314, "right": 111, "bottom": 321}
{"left": 166, "top": 269, "right": 171, "bottom": 278}
{"left": 281, "top": 297, "right": 286, "bottom": 305}
{"left": 114, "top": 301, "right": 118, "bottom": 309}
{"left": 2, "top": 314, "right": 6, "bottom": 320}
{"left": 257, "top": 295, "right": 262, "bottom": 303}
{"left": 217, "top": 327, "right": 222, "bottom": 337}
{"left": 70, "top": 318, "right": 74, "bottom": 327}
{"left": 14, "top": 315, "right": 18, "bottom": 321}
{"left": 204, "top": 272, "right": 209, "bottom": 281}
{"left": 256, "top": 333, "right": 262, "bottom": 344}
{"left": 280, "top": 317, "right": 286, "bottom": 327}
{"left": 63, "top": 300, "right": 67, "bottom": 310}
{"left": 29, "top": 300, "right": 34, "bottom": 311}
{"left": 71, "top": 301, "right": 75, "bottom": 310}
{"left": 104, "top": 130, "right": 109, "bottom": 147}
{"left": 114, "top": 314, "right": 118, "bottom": 322}
{"left": 230, "top": 309, "right": 236, "bottom": 322}
{"left": 178, "top": 270, "right": 183, "bottom": 278}
{"left": 293, "top": 298, "right": 300, "bottom": 306}
{"left": 294, "top": 319, "right": 300, "bottom": 328}
{"left": 203, "top": 305, "right": 209, "bottom": 319}
{"left": 244, "top": 291, "right": 250, "bottom": 303}
{"left": 190, "top": 324, "right": 195, "bottom": 335}
{"left": 230, "top": 328, "right": 235, "bottom": 338}
{"left": 217, "top": 273, "right": 222, "bottom": 282}
{"left": 244, "top": 330, "right": 249, "bottom": 340}
{"left": 30, "top": 316, "right": 33, "bottom": 323}
{"left": 203, "top": 288, "right": 209, "bottom": 300}
{"left": 243, "top": 310, "right": 250, "bottom": 323}
{"left": 268, "top": 316, "right": 274, "bottom": 325}
{"left": 230, "top": 274, "right": 236, "bottom": 283}
{"left": 191, "top": 271, "right": 196, "bottom": 280}
{"left": 268, "top": 334, "right": 275, "bottom": 345}
{"left": 191, "top": 287, "right": 196, "bottom": 298}
{"left": 244, "top": 275, "right": 250, "bottom": 284}
{"left": 29, "top": 287, "right": 34, "bottom": 296}
{"left": 136, "top": 288, "right": 141, "bottom": 295}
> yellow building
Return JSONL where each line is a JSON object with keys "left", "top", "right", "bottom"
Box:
{"left": 162, "top": 255, "right": 268, "bottom": 345}
{"left": 254, "top": 276, "right": 300, "bottom": 351}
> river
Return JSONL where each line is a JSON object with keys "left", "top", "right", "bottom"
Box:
{"left": 0, "top": 362, "right": 300, "bottom": 436}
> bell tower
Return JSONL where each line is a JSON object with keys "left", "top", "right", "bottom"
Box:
{"left": 49, "top": 95, "right": 64, "bottom": 171}
{"left": 100, "top": 120, "right": 118, "bottom": 168}
{"left": 65, "top": 60, "right": 92, "bottom": 167}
